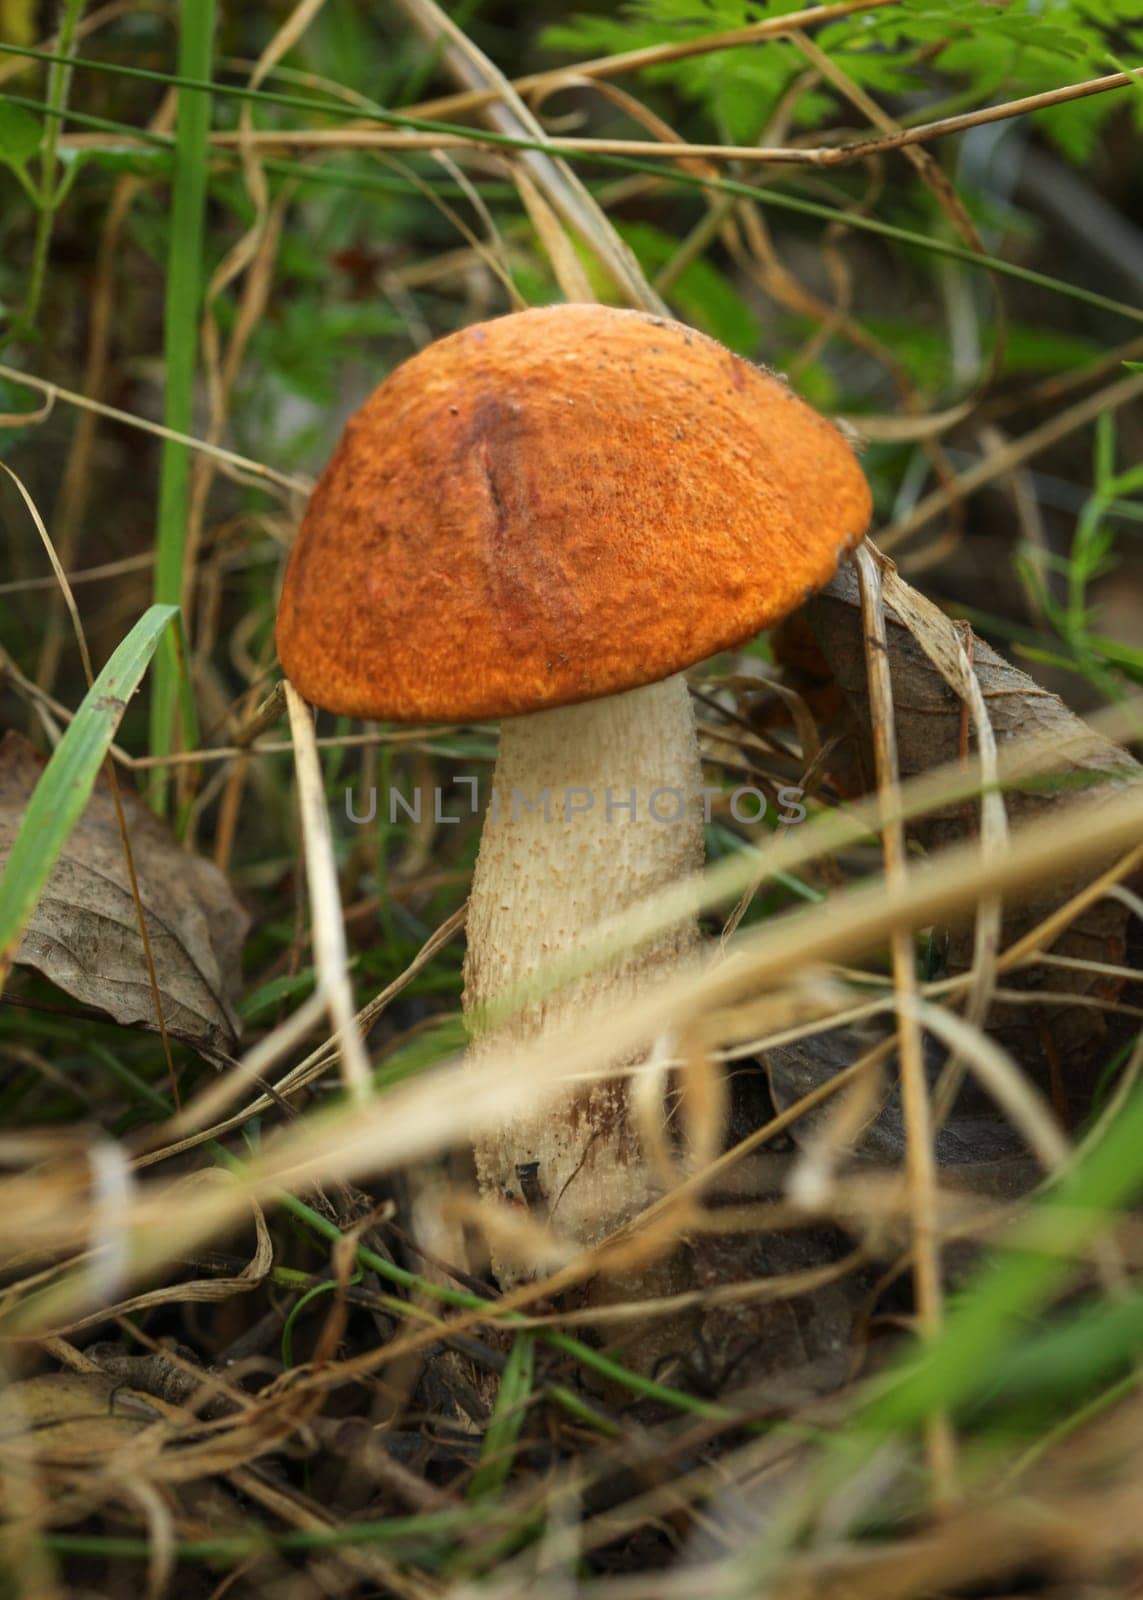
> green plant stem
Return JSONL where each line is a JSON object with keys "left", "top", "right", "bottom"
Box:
{"left": 5, "top": 82, "right": 1143, "bottom": 329}
{"left": 21, "top": 0, "right": 86, "bottom": 331}
{"left": 148, "top": 0, "right": 216, "bottom": 812}
{"left": 273, "top": 1188, "right": 738, "bottom": 1423}
{"left": 468, "top": 1331, "right": 536, "bottom": 1503}
{"left": 81, "top": 1043, "right": 730, "bottom": 1427}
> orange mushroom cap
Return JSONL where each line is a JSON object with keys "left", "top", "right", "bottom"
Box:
{"left": 276, "top": 303, "right": 872, "bottom": 723}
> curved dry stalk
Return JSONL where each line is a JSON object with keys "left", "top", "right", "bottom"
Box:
{"left": 391, "top": 0, "right": 665, "bottom": 312}
{"left": 874, "top": 560, "right": 1005, "bottom": 1092}
{"left": 853, "top": 543, "right": 955, "bottom": 1496}
{"left": 406, "top": 0, "right": 901, "bottom": 121}
{"left": 283, "top": 680, "right": 372, "bottom": 1106}
{"left": 0, "top": 1170, "right": 271, "bottom": 1340}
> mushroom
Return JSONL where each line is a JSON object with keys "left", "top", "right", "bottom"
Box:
{"left": 276, "top": 303, "right": 871, "bottom": 1275}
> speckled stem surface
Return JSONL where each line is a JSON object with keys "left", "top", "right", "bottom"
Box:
{"left": 463, "top": 674, "right": 704, "bottom": 1277}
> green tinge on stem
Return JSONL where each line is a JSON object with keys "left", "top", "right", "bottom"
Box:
{"left": 148, "top": 0, "right": 216, "bottom": 813}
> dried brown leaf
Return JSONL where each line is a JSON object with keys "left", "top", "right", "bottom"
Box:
{"left": 764, "top": 1023, "right": 1039, "bottom": 1201}
{"left": 9, "top": 1170, "right": 274, "bottom": 1339}
{"left": 0, "top": 731, "right": 248, "bottom": 1051}
{"left": 690, "top": 1224, "right": 875, "bottom": 1396}
{"left": 800, "top": 564, "right": 1141, "bottom": 1093}
{"left": 0, "top": 1371, "right": 153, "bottom": 1465}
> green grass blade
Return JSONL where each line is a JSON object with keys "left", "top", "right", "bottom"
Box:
{"left": 0, "top": 604, "right": 178, "bottom": 974}
{"left": 467, "top": 1332, "right": 536, "bottom": 1504}
{"left": 734, "top": 1088, "right": 1143, "bottom": 1578}
{"left": 280, "top": 1272, "right": 362, "bottom": 1368}
{"left": 3, "top": 81, "right": 1143, "bottom": 329}
{"left": 979, "top": 1291, "right": 1143, "bottom": 1409}
{"left": 272, "top": 1190, "right": 734, "bottom": 1421}
{"left": 148, "top": 0, "right": 216, "bottom": 812}
{"left": 862, "top": 1083, "right": 1143, "bottom": 1436}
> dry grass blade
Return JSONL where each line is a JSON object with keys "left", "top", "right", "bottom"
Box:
{"left": 903, "top": 1001, "right": 1069, "bottom": 1176}
{"left": 188, "top": 64, "right": 1137, "bottom": 167}
{"left": 0, "top": 463, "right": 93, "bottom": 685}
{"left": 407, "top": 0, "right": 900, "bottom": 119}
{"left": 881, "top": 369, "right": 1143, "bottom": 550}
{"left": 3, "top": 7, "right": 1142, "bottom": 1587}
{"left": 0, "top": 362, "right": 312, "bottom": 497}
{"left": 853, "top": 545, "right": 954, "bottom": 1495}
{"left": 4, "top": 766, "right": 1140, "bottom": 1322}
{"left": 1, "top": 1169, "right": 271, "bottom": 1338}
{"left": 283, "top": 680, "right": 372, "bottom": 1105}
{"left": 513, "top": 167, "right": 596, "bottom": 302}
{"left": 391, "top": 0, "right": 665, "bottom": 311}
{"left": 876, "top": 561, "right": 1005, "bottom": 1046}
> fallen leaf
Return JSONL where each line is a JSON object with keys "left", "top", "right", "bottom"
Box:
{"left": 684, "top": 1217, "right": 875, "bottom": 1398}
{"left": 764, "top": 1024, "right": 1041, "bottom": 1203}
{"left": 6, "top": 1169, "right": 274, "bottom": 1339}
{"left": 0, "top": 731, "right": 248, "bottom": 1052}
{"left": 796, "top": 563, "right": 1141, "bottom": 1099}
{"left": 0, "top": 1371, "right": 153, "bottom": 1465}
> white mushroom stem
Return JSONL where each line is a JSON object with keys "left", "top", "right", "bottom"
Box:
{"left": 463, "top": 673, "right": 704, "bottom": 1276}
